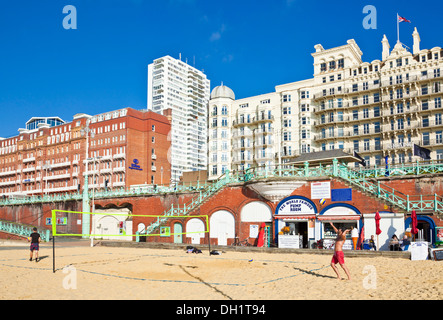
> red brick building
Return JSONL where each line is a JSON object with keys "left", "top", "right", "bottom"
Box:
{"left": 0, "top": 108, "right": 171, "bottom": 197}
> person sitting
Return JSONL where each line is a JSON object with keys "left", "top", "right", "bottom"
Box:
{"left": 400, "top": 235, "right": 410, "bottom": 251}
{"left": 368, "top": 235, "right": 377, "bottom": 251}
{"left": 390, "top": 234, "right": 400, "bottom": 251}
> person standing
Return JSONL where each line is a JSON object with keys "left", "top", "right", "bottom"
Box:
{"left": 351, "top": 226, "right": 358, "bottom": 250}
{"left": 28, "top": 227, "right": 41, "bottom": 262}
{"left": 329, "top": 222, "right": 351, "bottom": 280}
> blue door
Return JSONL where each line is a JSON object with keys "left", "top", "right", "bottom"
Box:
{"left": 174, "top": 223, "right": 183, "bottom": 244}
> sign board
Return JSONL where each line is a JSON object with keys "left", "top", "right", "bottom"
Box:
{"left": 276, "top": 197, "right": 315, "bottom": 215}
{"left": 278, "top": 235, "right": 301, "bottom": 249}
{"left": 436, "top": 227, "right": 443, "bottom": 245}
{"left": 46, "top": 217, "right": 67, "bottom": 225}
{"left": 431, "top": 249, "right": 443, "bottom": 261}
{"left": 410, "top": 242, "right": 429, "bottom": 260}
{"left": 331, "top": 188, "right": 352, "bottom": 201}
{"left": 249, "top": 224, "right": 259, "bottom": 238}
{"left": 311, "top": 182, "right": 331, "bottom": 199}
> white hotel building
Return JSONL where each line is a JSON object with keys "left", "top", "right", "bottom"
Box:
{"left": 208, "top": 28, "right": 443, "bottom": 180}
{"left": 147, "top": 55, "right": 210, "bottom": 183}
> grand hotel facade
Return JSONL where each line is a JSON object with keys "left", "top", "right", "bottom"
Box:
{"left": 208, "top": 28, "right": 443, "bottom": 180}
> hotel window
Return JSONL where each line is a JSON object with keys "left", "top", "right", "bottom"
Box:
{"left": 422, "top": 116, "right": 429, "bottom": 128}
{"left": 396, "top": 58, "right": 402, "bottom": 67}
{"left": 364, "top": 139, "right": 370, "bottom": 151}
{"left": 221, "top": 106, "right": 228, "bottom": 115}
{"left": 396, "top": 75, "right": 403, "bottom": 84}
{"left": 436, "top": 97, "right": 442, "bottom": 108}
{"left": 374, "top": 122, "right": 380, "bottom": 133}
{"left": 338, "top": 59, "right": 344, "bottom": 69}
{"left": 337, "top": 99, "right": 343, "bottom": 108}
{"left": 436, "top": 132, "right": 443, "bottom": 144}
{"left": 353, "top": 125, "right": 358, "bottom": 135}
{"left": 375, "top": 137, "right": 381, "bottom": 150}
{"left": 374, "top": 106, "right": 380, "bottom": 117}
{"left": 437, "top": 150, "right": 443, "bottom": 160}
{"left": 300, "top": 91, "right": 309, "bottom": 99}
{"left": 282, "top": 95, "right": 291, "bottom": 102}
{"left": 301, "top": 104, "right": 308, "bottom": 112}
{"left": 353, "top": 110, "right": 358, "bottom": 120}
{"left": 363, "top": 123, "right": 369, "bottom": 134}
{"left": 422, "top": 100, "right": 429, "bottom": 110}
{"left": 436, "top": 113, "right": 442, "bottom": 125}
{"left": 363, "top": 82, "right": 368, "bottom": 90}
{"left": 329, "top": 61, "right": 336, "bottom": 70}
{"left": 435, "top": 69, "right": 441, "bottom": 78}
{"left": 352, "top": 84, "right": 358, "bottom": 92}
{"left": 363, "top": 95, "right": 369, "bottom": 105}
{"left": 353, "top": 140, "right": 359, "bottom": 152}
{"left": 363, "top": 108, "right": 369, "bottom": 118}
{"left": 423, "top": 132, "right": 430, "bottom": 146}
{"left": 398, "top": 118, "right": 404, "bottom": 130}
{"left": 397, "top": 103, "right": 404, "bottom": 114}
{"left": 320, "top": 63, "right": 327, "bottom": 72}
{"left": 422, "top": 85, "right": 428, "bottom": 95}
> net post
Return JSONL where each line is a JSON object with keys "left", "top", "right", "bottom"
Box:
{"left": 52, "top": 234, "right": 56, "bottom": 273}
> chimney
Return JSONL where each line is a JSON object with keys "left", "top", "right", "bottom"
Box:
{"left": 413, "top": 27, "right": 421, "bottom": 55}
{"left": 382, "top": 34, "right": 390, "bottom": 61}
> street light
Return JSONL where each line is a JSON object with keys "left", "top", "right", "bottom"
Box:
{"left": 80, "top": 119, "right": 94, "bottom": 239}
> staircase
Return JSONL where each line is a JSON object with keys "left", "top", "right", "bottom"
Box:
{"left": 334, "top": 163, "right": 443, "bottom": 215}
{"left": 143, "top": 170, "right": 243, "bottom": 235}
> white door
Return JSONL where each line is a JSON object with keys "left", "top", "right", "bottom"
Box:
{"left": 210, "top": 210, "right": 235, "bottom": 246}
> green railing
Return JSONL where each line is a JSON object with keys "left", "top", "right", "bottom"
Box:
{"left": 0, "top": 220, "right": 51, "bottom": 242}
{"left": 3, "top": 160, "right": 443, "bottom": 240}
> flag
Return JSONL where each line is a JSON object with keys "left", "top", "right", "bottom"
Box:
{"left": 353, "top": 151, "right": 366, "bottom": 167}
{"left": 413, "top": 144, "right": 431, "bottom": 160}
{"left": 398, "top": 15, "right": 411, "bottom": 23}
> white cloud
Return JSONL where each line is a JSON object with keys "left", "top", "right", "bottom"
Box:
{"left": 209, "top": 24, "right": 226, "bottom": 42}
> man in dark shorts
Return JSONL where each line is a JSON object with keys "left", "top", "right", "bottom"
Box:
{"left": 28, "top": 227, "right": 41, "bottom": 262}
{"left": 329, "top": 222, "right": 351, "bottom": 280}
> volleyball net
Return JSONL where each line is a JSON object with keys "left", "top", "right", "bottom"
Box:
{"left": 51, "top": 209, "right": 209, "bottom": 238}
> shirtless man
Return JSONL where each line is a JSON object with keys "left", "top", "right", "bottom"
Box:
{"left": 329, "top": 222, "right": 351, "bottom": 280}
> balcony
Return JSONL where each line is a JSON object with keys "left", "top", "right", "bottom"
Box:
{"left": 113, "top": 153, "right": 125, "bottom": 159}
{"left": 43, "top": 173, "right": 71, "bottom": 181}
{"left": 23, "top": 157, "right": 36, "bottom": 163}
{"left": 50, "top": 161, "right": 71, "bottom": 169}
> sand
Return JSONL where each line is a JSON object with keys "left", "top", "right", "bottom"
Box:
{"left": 0, "top": 242, "right": 442, "bottom": 300}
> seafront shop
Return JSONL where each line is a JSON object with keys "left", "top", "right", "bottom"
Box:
{"left": 274, "top": 195, "right": 363, "bottom": 249}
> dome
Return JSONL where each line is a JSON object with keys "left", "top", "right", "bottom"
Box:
{"left": 210, "top": 84, "right": 235, "bottom": 100}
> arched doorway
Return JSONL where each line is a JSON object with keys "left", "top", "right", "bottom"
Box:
{"left": 240, "top": 201, "right": 272, "bottom": 246}
{"left": 186, "top": 218, "right": 205, "bottom": 244}
{"left": 210, "top": 210, "right": 235, "bottom": 246}
{"left": 174, "top": 222, "right": 183, "bottom": 244}
{"left": 405, "top": 215, "right": 437, "bottom": 245}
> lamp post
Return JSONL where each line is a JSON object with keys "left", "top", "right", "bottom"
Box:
{"left": 88, "top": 156, "right": 102, "bottom": 247}
{"left": 80, "top": 119, "right": 94, "bottom": 238}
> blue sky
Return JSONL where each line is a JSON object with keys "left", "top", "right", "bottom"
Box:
{"left": 0, "top": 0, "right": 442, "bottom": 137}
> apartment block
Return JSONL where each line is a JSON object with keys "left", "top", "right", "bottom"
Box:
{"left": 0, "top": 108, "right": 171, "bottom": 197}
{"left": 147, "top": 55, "right": 210, "bottom": 183}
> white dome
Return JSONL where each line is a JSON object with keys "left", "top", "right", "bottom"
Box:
{"left": 210, "top": 85, "right": 235, "bottom": 100}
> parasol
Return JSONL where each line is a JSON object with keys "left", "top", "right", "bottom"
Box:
{"left": 411, "top": 210, "right": 418, "bottom": 239}
{"left": 256, "top": 222, "right": 266, "bottom": 247}
{"left": 375, "top": 211, "right": 382, "bottom": 250}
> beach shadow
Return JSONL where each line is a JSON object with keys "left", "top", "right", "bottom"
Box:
{"left": 293, "top": 266, "right": 336, "bottom": 279}
{"left": 37, "top": 255, "right": 49, "bottom": 261}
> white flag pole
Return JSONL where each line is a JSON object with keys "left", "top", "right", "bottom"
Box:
{"left": 397, "top": 13, "right": 400, "bottom": 43}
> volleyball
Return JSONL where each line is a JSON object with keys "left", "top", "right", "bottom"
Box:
{"left": 319, "top": 198, "right": 326, "bottom": 205}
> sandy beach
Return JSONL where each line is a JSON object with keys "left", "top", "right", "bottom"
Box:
{"left": 0, "top": 241, "right": 441, "bottom": 300}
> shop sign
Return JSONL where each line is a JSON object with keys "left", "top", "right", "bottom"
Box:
{"left": 276, "top": 197, "right": 316, "bottom": 215}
